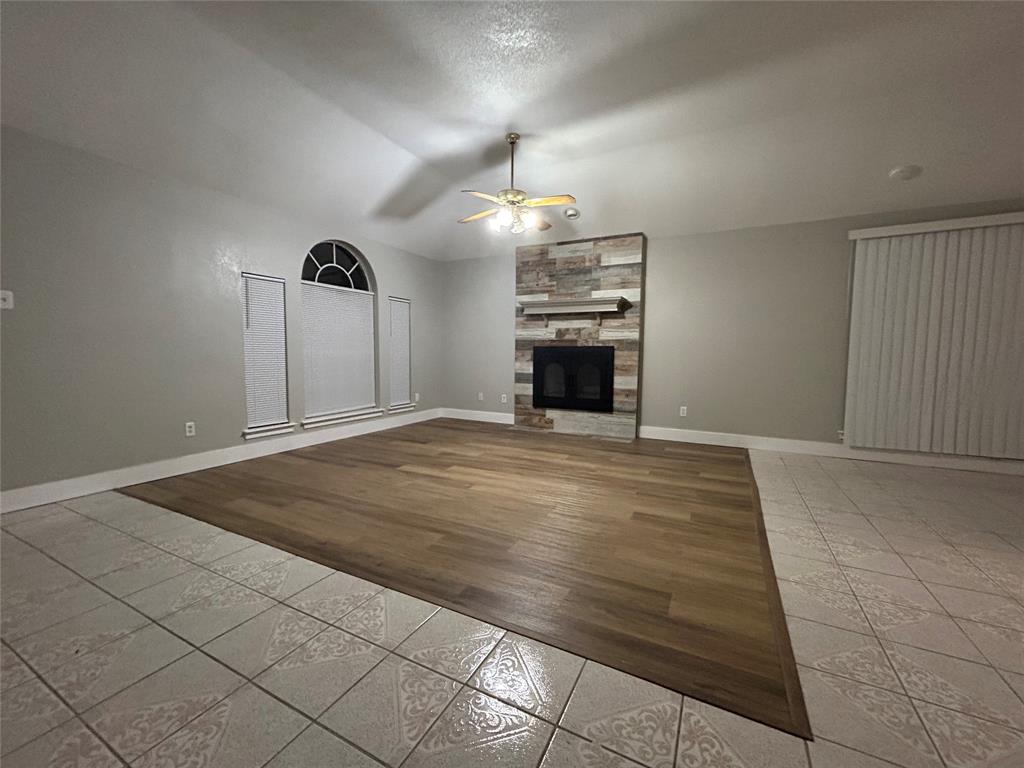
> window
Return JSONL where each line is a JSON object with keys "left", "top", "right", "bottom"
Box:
{"left": 388, "top": 297, "right": 412, "bottom": 409}
{"left": 301, "top": 241, "right": 380, "bottom": 426}
{"left": 242, "top": 273, "right": 293, "bottom": 438}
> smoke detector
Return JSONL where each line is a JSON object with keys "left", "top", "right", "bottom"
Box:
{"left": 888, "top": 164, "right": 923, "bottom": 181}
{"left": 563, "top": 207, "right": 581, "bottom": 220}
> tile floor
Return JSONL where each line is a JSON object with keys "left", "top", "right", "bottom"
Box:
{"left": 0, "top": 452, "right": 1021, "bottom": 768}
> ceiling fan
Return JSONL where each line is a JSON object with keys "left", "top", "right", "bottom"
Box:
{"left": 458, "top": 133, "right": 576, "bottom": 234}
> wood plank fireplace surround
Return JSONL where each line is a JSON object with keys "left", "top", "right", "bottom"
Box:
{"left": 515, "top": 233, "right": 645, "bottom": 438}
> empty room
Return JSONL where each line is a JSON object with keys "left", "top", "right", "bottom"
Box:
{"left": 2, "top": 2, "right": 1023, "bottom": 767}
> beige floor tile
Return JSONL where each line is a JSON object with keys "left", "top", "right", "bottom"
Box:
{"left": 468, "top": 633, "right": 584, "bottom": 722}
{"left": 1, "top": 503, "right": 68, "bottom": 528}
{"left": 92, "top": 550, "right": 194, "bottom": 597}
{"left": 561, "top": 661, "right": 680, "bottom": 768}
{"left": 405, "top": 688, "right": 553, "bottom": 768}
{"left": 123, "top": 567, "right": 233, "bottom": 619}
{"left": 1, "top": 643, "right": 35, "bottom": 692}
{"left": 240, "top": 557, "right": 333, "bottom": 600}
{"left": 926, "top": 583, "right": 1024, "bottom": 631}
{"left": 0, "top": 676, "right": 75, "bottom": 755}
{"left": 777, "top": 580, "right": 872, "bottom": 634}
{"left": 285, "top": 571, "right": 383, "bottom": 624}
{"left": 771, "top": 553, "right": 852, "bottom": 593}
{"left": 204, "top": 604, "right": 328, "bottom": 678}
{"left": 265, "top": 724, "right": 380, "bottom": 768}
{"left": 1, "top": 580, "right": 113, "bottom": 641}
{"left": 150, "top": 525, "right": 254, "bottom": 565}
{"left": 959, "top": 548, "right": 1024, "bottom": 603}
{"left": 787, "top": 617, "right": 900, "bottom": 691}
{"left": 903, "top": 554, "right": 1004, "bottom": 594}
{"left": 255, "top": 627, "right": 386, "bottom": 717}
{"left": 914, "top": 700, "right": 1024, "bottom": 768}
{"left": 44, "top": 623, "right": 190, "bottom": 712}
{"left": 105, "top": 508, "right": 194, "bottom": 539}
{"left": 808, "top": 738, "right": 908, "bottom": 767}
{"left": 11, "top": 601, "right": 149, "bottom": 674}
{"left": 321, "top": 654, "right": 460, "bottom": 766}
{"left": 810, "top": 510, "right": 876, "bottom": 530}
{"left": 883, "top": 642, "right": 1024, "bottom": 731}
{"left": 860, "top": 599, "right": 985, "bottom": 661}
{"left": 5, "top": 509, "right": 93, "bottom": 545}
{"left": 871, "top": 519, "right": 946, "bottom": 542}
{"left": 133, "top": 683, "right": 308, "bottom": 768}
{"left": 541, "top": 728, "right": 637, "bottom": 768}
{"left": 842, "top": 568, "right": 944, "bottom": 612}
{"left": 766, "top": 529, "right": 835, "bottom": 563}
{"left": 1, "top": 531, "right": 41, "bottom": 559}
{"left": 820, "top": 525, "right": 893, "bottom": 552}
{"left": 945, "top": 531, "right": 1020, "bottom": 553}
{"left": 1003, "top": 670, "right": 1024, "bottom": 700}
{"left": 160, "top": 584, "right": 275, "bottom": 645}
{"left": 1, "top": 717, "right": 120, "bottom": 768}
{"left": 830, "top": 545, "right": 916, "bottom": 578}
{"left": 2, "top": 552, "right": 83, "bottom": 601}
{"left": 676, "top": 698, "right": 807, "bottom": 767}
{"left": 337, "top": 589, "right": 439, "bottom": 649}
{"left": 797, "top": 667, "right": 942, "bottom": 768}
{"left": 956, "top": 620, "right": 1024, "bottom": 673}
{"left": 206, "top": 542, "right": 293, "bottom": 581}
{"left": 83, "top": 651, "right": 243, "bottom": 760}
{"left": 882, "top": 536, "right": 960, "bottom": 561}
{"left": 396, "top": 609, "right": 505, "bottom": 682}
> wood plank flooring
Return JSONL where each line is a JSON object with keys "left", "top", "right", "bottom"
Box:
{"left": 123, "top": 418, "right": 810, "bottom": 737}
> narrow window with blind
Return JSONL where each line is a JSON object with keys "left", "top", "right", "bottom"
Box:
{"left": 300, "top": 241, "right": 382, "bottom": 428}
{"left": 242, "top": 273, "right": 294, "bottom": 439}
{"left": 388, "top": 297, "right": 413, "bottom": 410}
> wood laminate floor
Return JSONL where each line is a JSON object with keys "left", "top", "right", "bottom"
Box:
{"left": 123, "top": 418, "right": 810, "bottom": 736}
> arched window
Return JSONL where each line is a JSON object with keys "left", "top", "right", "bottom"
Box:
{"left": 300, "top": 240, "right": 381, "bottom": 426}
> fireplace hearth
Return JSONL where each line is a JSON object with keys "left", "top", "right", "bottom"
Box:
{"left": 533, "top": 346, "right": 614, "bottom": 413}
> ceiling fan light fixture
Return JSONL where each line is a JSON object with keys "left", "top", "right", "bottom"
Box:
{"left": 496, "top": 207, "right": 514, "bottom": 226}
{"left": 520, "top": 211, "right": 538, "bottom": 230}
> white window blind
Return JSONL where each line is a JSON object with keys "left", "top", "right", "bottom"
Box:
{"left": 845, "top": 218, "right": 1024, "bottom": 459}
{"left": 242, "top": 274, "right": 289, "bottom": 429}
{"left": 389, "top": 297, "right": 412, "bottom": 407}
{"left": 302, "top": 281, "right": 377, "bottom": 419}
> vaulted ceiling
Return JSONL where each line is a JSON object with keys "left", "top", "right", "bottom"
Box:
{"left": 3, "top": 1, "right": 1022, "bottom": 260}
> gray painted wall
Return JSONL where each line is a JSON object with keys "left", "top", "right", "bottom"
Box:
{"left": 1, "top": 128, "right": 446, "bottom": 489}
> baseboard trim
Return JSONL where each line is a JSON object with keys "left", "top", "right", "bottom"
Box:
{"left": 638, "top": 425, "right": 1024, "bottom": 475}
{"left": 438, "top": 408, "right": 515, "bottom": 424}
{"left": 1, "top": 408, "right": 445, "bottom": 513}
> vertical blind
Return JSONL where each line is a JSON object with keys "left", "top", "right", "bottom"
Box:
{"left": 242, "top": 274, "right": 289, "bottom": 428}
{"left": 845, "top": 220, "right": 1023, "bottom": 459}
{"left": 389, "top": 297, "right": 412, "bottom": 407}
{"left": 301, "top": 281, "right": 376, "bottom": 418}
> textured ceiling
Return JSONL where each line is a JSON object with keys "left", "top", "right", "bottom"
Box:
{"left": 3, "top": 1, "right": 1022, "bottom": 260}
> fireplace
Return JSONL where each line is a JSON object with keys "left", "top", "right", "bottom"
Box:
{"left": 533, "top": 346, "right": 614, "bottom": 413}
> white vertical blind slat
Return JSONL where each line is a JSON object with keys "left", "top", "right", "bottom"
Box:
{"left": 243, "top": 275, "right": 289, "bottom": 428}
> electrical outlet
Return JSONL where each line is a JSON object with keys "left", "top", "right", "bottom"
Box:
{"left": 414, "top": 392, "right": 420, "bottom": 403}
{"left": 0, "top": 290, "right": 13, "bottom": 310}
{"left": 837, "top": 429, "right": 845, "bottom": 441}
{"left": 679, "top": 406, "right": 687, "bottom": 417}
{"left": 477, "top": 392, "right": 484, "bottom": 402}
{"left": 500, "top": 393, "right": 508, "bottom": 404}
{"left": 184, "top": 421, "right": 196, "bottom": 437}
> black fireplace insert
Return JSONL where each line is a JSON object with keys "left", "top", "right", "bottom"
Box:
{"left": 533, "top": 345, "right": 614, "bottom": 413}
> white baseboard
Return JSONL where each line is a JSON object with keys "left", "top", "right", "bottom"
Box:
{"left": 638, "top": 425, "right": 1024, "bottom": 475}
{"left": 438, "top": 408, "right": 515, "bottom": 424}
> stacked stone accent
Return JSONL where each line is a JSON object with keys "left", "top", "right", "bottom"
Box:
{"left": 514, "top": 233, "right": 645, "bottom": 438}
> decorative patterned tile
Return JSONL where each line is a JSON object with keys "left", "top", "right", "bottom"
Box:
{"left": 397, "top": 609, "right": 505, "bottom": 682}
{"left": 807, "top": 738, "right": 909, "bottom": 767}
{"left": 829, "top": 545, "right": 915, "bottom": 578}
{"left": 956, "top": 620, "right": 1024, "bottom": 673}
{"left": 1, "top": 643, "right": 35, "bottom": 692}
{"left": 771, "top": 553, "right": 852, "bottom": 593}
{"left": 903, "top": 554, "right": 1004, "bottom": 594}
{"left": 160, "top": 584, "right": 275, "bottom": 645}
{"left": 766, "top": 529, "right": 835, "bottom": 563}
{"left": 321, "top": 654, "right": 460, "bottom": 766}
{"left": 59, "top": 540, "right": 166, "bottom": 580}
{"left": 265, "top": 724, "right": 381, "bottom": 768}
{"left": 842, "top": 568, "right": 944, "bottom": 612}
{"left": 797, "top": 667, "right": 942, "bottom": 768}
{"left": 871, "top": 519, "right": 946, "bottom": 542}
{"left": 914, "top": 701, "right": 1024, "bottom": 768}
{"left": 860, "top": 599, "right": 984, "bottom": 661}
{"left": 883, "top": 642, "right": 1024, "bottom": 730}
{"left": 285, "top": 571, "right": 383, "bottom": 624}
{"left": 204, "top": 605, "right": 327, "bottom": 678}
{"left": 255, "top": 627, "right": 386, "bottom": 717}
{"left": 337, "top": 589, "right": 439, "bottom": 650}
{"left": 149, "top": 525, "right": 254, "bottom": 565}
{"left": 92, "top": 551, "right": 193, "bottom": 597}
{"left": 926, "top": 584, "right": 1024, "bottom": 631}
{"left": 675, "top": 698, "right": 808, "bottom": 767}
{"left": 105, "top": 508, "right": 194, "bottom": 539}
{"left": 206, "top": 542, "right": 293, "bottom": 581}
{"left": 560, "top": 661, "right": 680, "bottom": 768}
{"left": 11, "top": 601, "right": 149, "bottom": 674}
{"left": 83, "top": 651, "right": 243, "bottom": 761}
{"left": 881, "top": 536, "right": 960, "bottom": 561}
{"left": 2, "top": 552, "right": 84, "bottom": 599}
{"left": 1, "top": 531, "right": 38, "bottom": 559}
{"left": 240, "top": 557, "right": 333, "bottom": 600}
{"left": 1, "top": 717, "right": 120, "bottom": 768}
{"left": 405, "top": 688, "right": 553, "bottom": 768}
{"left": 959, "top": 548, "right": 1024, "bottom": 603}
{"left": 44, "top": 623, "right": 190, "bottom": 712}
{"left": 469, "top": 633, "right": 584, "bottom": 722}
{"left": 1, "top": 502, "right": 68, "bottom": 529}
{"left": 2, "top": 581, "right": 113, "bottom": 641}
{"left": 820, "top": 525, "right": 893, "bottom": 552}
{"left": 132, "top": 683, "right": 308, "bottom": 768}
{"left": 541, "top": 728, "right": 637, "bottom": 768}
{"left": 124, "top": 568, "right": 233, "bottom": 620}
{"left": 787, "top": 617, "right": 900, "bottom": 691}
{"left": 777, "top": 580, "right": 872, "bottom": 634}
{"left": 0, "top": 677, "right": 74, "bottom": 755}
{"left": 810, "top": 510, "right": 876, "bottom": 530}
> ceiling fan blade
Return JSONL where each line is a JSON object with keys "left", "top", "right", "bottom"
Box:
{"left": 462, "top": 190, "right": 501, "bottom": 203}
{"left": 458, "top": 208, "right": 498, "bottom": 223}
{"left": 535, "top": 215, "right": 552, "bottom": 231}
{"left": 524, "top": 194, "right": 576, "bottom": 208}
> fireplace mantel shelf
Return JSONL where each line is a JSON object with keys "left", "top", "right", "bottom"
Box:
{"left": 519, "top": 296, "right": 630, "bottom": 317}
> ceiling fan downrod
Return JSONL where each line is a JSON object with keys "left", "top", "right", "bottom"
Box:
{"left": 507, "top": 132, "right": 519, "bottom": 190}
